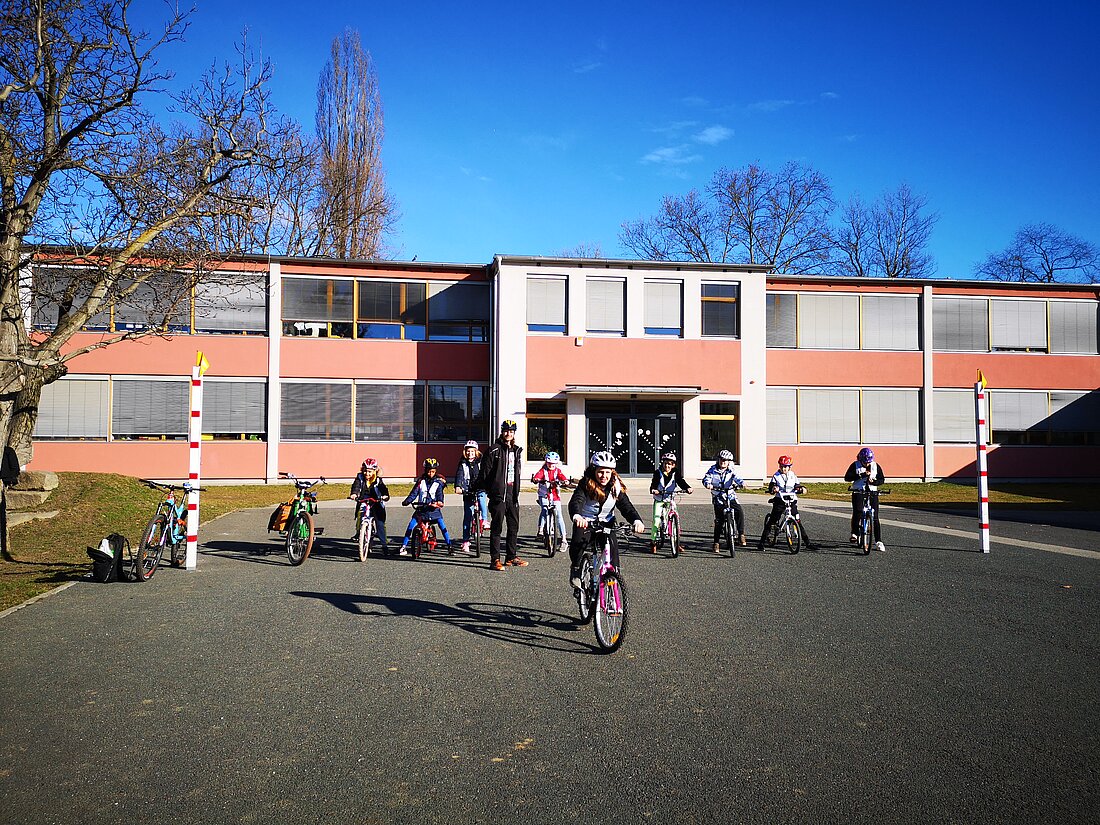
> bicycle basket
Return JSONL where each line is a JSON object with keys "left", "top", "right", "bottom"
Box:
{"left": 267, "top": 501, "right": 293, "bottom": 532}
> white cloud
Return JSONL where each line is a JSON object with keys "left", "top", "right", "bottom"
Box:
{"left": 693, "top": 125, "right": 734, "bottom": 145}
{"left": 747, "top": 99, "right": 797, "bottom": 113}
{"left": 821, "top": 91, "right": 840, "bottom": 100}
{"left": 641, "top": 145, "right": 702, "bottom": 166}
{"left": 573, "top": 60, "right": 603, "bottom": 74}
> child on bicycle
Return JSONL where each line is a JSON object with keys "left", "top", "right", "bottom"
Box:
{"left": 348, "top": 458, "right": 390, "bottom": 554}
{"left": 455, "top": 440, "right": 489, "bottom": 555}
{"left": 399, "top": 458, "right": 453, "bottom": 556}
{"left": 649, "top": 451, "right": 693, "bottom": 553}
{"left": 567, "top": 451, "right": 645, "bottom": 588}
{"left": 845, "top": 447, "right": 886, "bottom": 551}
{"left": 702, "top": 449, "right": 746, "bottom": 551}
{"left": 532, "top": 451, "right": 571, "bottom": 552}
{"left": 765, "top": 455, "right": 811, "bottom": 546}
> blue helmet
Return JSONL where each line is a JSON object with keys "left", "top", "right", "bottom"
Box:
{"left": 544, "top": 451, "right": 560, "bottom": 464}
{"left": 857, "top": 447, "right": 875, "bottom": 464}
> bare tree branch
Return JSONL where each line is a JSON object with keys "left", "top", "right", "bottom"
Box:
{"left": 976, "top": 223, "right": 1099, "bottom": 283}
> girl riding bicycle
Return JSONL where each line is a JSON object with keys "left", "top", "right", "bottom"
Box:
{"left": 567, "top": 451, "right": 645, "bottom": 588}
{"left": 455, "top": 440, "right": 490, "bottom": 554}
{"left": 348, "top": 458, "right": 390, "bottom": 554}
{"left": 702, "top": 449, "right": 746, "bottom": 551}
{"left": 532, "top": 451, "right": 571, "bottom": 552}
{"left": 765, "top": 456, "right": 812, "bottom": 546}
{"left": 845, "top": 447, "right": 886, "bottom": 552}
{"left": 399, "top": 458, "right": 453, "bottom": 556}
{"left": 649, "top": 451, "right": 693, "bottom": 553}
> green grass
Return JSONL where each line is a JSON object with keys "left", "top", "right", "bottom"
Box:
{"left": 794, "top": 481, "right": 1100, "bottom": 510}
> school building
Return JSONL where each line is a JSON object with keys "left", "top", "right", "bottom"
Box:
{"left": 27, "top": 254, "right": 1100, "bottom": 483}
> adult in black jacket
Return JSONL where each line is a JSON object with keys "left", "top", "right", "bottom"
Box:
{"left": 475, "top": 420, "right": 526, "bottom": 570}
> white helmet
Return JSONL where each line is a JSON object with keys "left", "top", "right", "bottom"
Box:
{"left": 717, "top": 449, "right": 734, "bottom": 461}
{"left": 464, "top": 440, "right": 479, "bottom": 449}
{"left": 590, "top": 451, "right": 616, "bottom": 469}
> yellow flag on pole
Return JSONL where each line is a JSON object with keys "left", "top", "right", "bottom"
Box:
{"left": 976, "top": 368, "right": 987, "bottom": 389}
{"left": 197, "top": 351, "right": 210, "bottom": 377}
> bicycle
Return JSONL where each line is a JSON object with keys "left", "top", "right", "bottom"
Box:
{"left": 574, "top": 521, "right": 632, "bottom": 653}
{"left": 409, "top": 504, "right": 440, "bottom": 560}
{"left": 136, "top": 481, "right": 202, "bottom": 581}
{"left": 279, "top": 472, "right": 326, "bottom": 565}
{"left": 759, "top": 491, "right": 802, "bottom": 554}
{"left": 457, "top": 493, "right": 485, "bottom": 557}
{"left": 355, "top": 496, "right": 381, "bottom": 562}
{"left": 849, "top": 486, "right": 890, "bottom": 555}
{"left": 653, "top": 491, "right": 685, "bottom": 558}
{"left": 714, "top": 486, "right": 744, "bottom": 558}
{"left": 536, "top": 480, "right": 572, "bottom": 557}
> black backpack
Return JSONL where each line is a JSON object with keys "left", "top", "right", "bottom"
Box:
{"left": 87, "top": 533, "right": 130, "bottom": 583}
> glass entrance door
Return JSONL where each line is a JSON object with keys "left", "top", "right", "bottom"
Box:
{"left": 586, "top": 402, "right": 680, "bottom": 476}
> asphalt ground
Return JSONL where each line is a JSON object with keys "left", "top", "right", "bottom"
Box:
{"left": 1, "top": 494, "right": 1097, "bottom": 825}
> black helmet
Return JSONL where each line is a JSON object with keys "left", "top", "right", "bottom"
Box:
{"left": 500, "top": 419, "right": 518, "bottom": 432}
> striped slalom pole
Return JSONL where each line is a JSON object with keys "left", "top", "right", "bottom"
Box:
{"left": 974, "top": 369, "right": 990, "bottom": 554}
{"left": 185, "top": 352, "right": 210, "bottom": 570}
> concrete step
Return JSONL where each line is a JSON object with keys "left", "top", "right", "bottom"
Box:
{"left": 7, "top": 490, "right": 53, "bottom": 510}
{"left": 9, "top": 510, "right": 60, "bottom": 528}
{"left": 17, "top": 471, "right": 59, "bottom": 491}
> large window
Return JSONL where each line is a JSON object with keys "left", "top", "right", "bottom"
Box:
{"left": 356, "top": 280, "right": 426, "bottom": 340}
{"left": 586, "top": 278, "right": 625, "bottom": 335}
{"left": 861, "top": 389, "right": 920, "bottom": 443}
{"left": 645, "top": 281, "right": 683, "bottom": 336}
{"left": 355, "top": 383, "right": 424, "bottom": 441}
{"left": 203, "top": 381, "right": 266, "bottom": 440}
{"left": 527, "top": 399, "right": 567, "bottom": 461}
{"left": 797, "top": 389, "right": 860, "bottom": 443}
{"left": 112, "top": 379, "right": 189, "bottom": 440}
{"left": 113, "top": 272, "right": 192, "bottom": 333}
{"left": 701, "top": 283, "right": 739, "bottom": 338}
{"left": 1049, "top": 391, "right": 1100, "bottom": 445}
{"left": 932, "top": 389, "right": 975, "bottom": 444}
{"left": 797, "top": 294, "right": 859, "bottom": 349}
{"left": 195, "top": 278, "right": 267, "bottom": 334}
{"left": 991, "top": 300, "right": 1046, "bottom": 352}
{"left": 34, "top": 378, "right": 109, "bottom": 440}
{"left": 1049, "top": 301, "right": 1098, "bottom": 354}
{"left": 427, "top": 384, "right": 489, "bottom": 442}
{"left": 766, "top": 389, "right": 798, "bottom": 444}
{"left": 527, "top": 277, "right": 567, "bottom": 334}
{"left": 990, "top": 390, "right": 1051, "bottom": 444}
{"left": 933, "top": 388, "right": 1100, "bottom": 445}
{"left": 700, "top": 401, "right": 738, "bottom": 460}
{"left": 765, "top": 294, "right": 797, "bottom": 348}
{"left": 861, "top": 295, "right": 919, "bottom": 350}
{"left": 768, "top": 387, "right": 916, "bottom": 445}
{"left": 282, "top": 278, "right": 354, "bottom": 338}
{"left": 281, "top": 382, "right": 353, "bottom": 440}
{"left": 933, "top": 297, "right": 988, "bottom": 351}
{"left": 427, "top": 283, "right": 489, "bottom": 341}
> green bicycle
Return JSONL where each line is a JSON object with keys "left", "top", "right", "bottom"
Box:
{"left": 279, "top": 472, "right": 326, "bottom": 565}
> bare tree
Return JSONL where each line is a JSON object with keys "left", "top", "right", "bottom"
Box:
{"left": 620, "top": 161, "right": 835, "bottom": 273}
{"left": 831, "top": 184, "right": 938, "bottom": 277}
{"left": 554, "top": 242, "right": 603, "bottom": 258}
{"left": 1, "top": 0, "right": 286, "bottom": 463}
{"left": 976, "top": 223, "right": 1100, "bottom": 283}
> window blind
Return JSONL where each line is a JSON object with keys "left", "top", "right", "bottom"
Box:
{"left": 644, "top": 281, "right": 682, "bottom": 331}
{"left": 861, "top": 389, "right": 920, "bottom": 443}
{"left": 427, "top": 283, "right": 489, "bottom": 322}
{"left": 798, "top": 389, "right": 860, "bottom": 442}
{"left": 991, "top": 300, "right": 1047, "bottom": 350}
{"left": 1050, "top": 391, "right": 1100, "bottom": 432}
{"left": 798, "top": 294, "right": 859, "bottom": 349}
{"left": 862, "top": 295, "right": 919, "bottom": 350}
{"left": 35, "top": 378, "right": 109, "bottom": 438}
{"left": 195, "top": 278, "right": 267, "bottom": 332}
{"left": 112, "top": 380, "right": 189, "bottom": 437}
{"left": 203, "top": 381, "right": 266, "bottom": 435}
{"left": 1049, "top": 301, "right": 1098, "bottom": 354}
{"left": 990, "top": 390, "right": 1048, "bottom": 432}
{"left": 933, "top": 297, "right": 989, "bottom": 351}
{"left": 281, "top": 382, "right": 352, "bottom": 440}
{"left": 527, "top": 278, "right": 567, "bottom": 328}
{"left": 766, "top": 388, "right": 797, "bottom": 444}
{"left": 282, "top": 278, "right": 354, "bottom": 322}
{"left": 765, "top": 293, "right": 797, "bottom": 347}
{"left": 355, "top": 383, "right": 424, "bottom": 441}
{"left": 586, "top": 279, "right": 625, "bottom": 334}
{"left": 932, "top": 390, "right": 975, "bottom": 443}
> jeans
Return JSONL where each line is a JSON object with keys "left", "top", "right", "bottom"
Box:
{"left": 461, "top": 491, "right": 489, "bottom": 540}
{"left": 537, "top": 497, "right": 567, "bottom": 540}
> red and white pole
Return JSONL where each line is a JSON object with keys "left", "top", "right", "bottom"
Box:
{"left": 974, "top": 371, "right": 990, "bottom": 554}
{"left": 185, "top": 353, "right": 207, "bottom": 569}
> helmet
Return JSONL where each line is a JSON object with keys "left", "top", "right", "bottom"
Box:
{"left": 500, "top": 419, "right": 518, "bottom": 432}
{"left": 544, "top": 451, "right": 560, "bottom": 464}
{"left": 717, "top": 449, "right": 734, "bottom": 461}
{"left": 660, "top": 452, "right": 677, "bottom": 463}
{"left": 590, "top": 451, "right": 616, "bottom": 469}
{"left": 858, "top": 447, "right": 875, "bottom": 464}
{"left": 778, "top": 455, "right": 793, "bottom": 467}
{"left": 361, "top": 458, "right": 378, "bottom": 472}
{"left": 464, "top": 440, "right": 479, "bottom": 450}
{"left": 423, "top": 457, "right": 439, "bottom": 470}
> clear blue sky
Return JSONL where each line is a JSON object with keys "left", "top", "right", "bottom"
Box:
{"left": 135, "top": 0, "right": 1100, "bottom": 277}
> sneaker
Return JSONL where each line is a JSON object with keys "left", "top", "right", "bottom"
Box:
{"left": 569, "top": 569, "right": 582, "bottom": 588}
{"left": 650, "top": 542, "right": 658, "bottom": 554}
{"left": 712, "top": 542, "right": 720, "bottom": 553}
{"left": 490, "top": 559, "right": 505, "bottom": 571}
{"left": 482, "top": 519, "right": 491, "bottom": 530}
{"left": 506, "top": 557, "right": 529, "bottom": 567}
{"left": 739, "top": 534, "right": 748, "bottom": 547}
{"left": 875, "top": 541, "right": 886, "bottom": 552}
{"left": 461, "top": 541, "right": 471, "bottom": 554}
{"left": 849, "top": 534, "right": 858, "bottom": 544}
{"left": 398, "top": 548, "right": 410, "bottom": 557}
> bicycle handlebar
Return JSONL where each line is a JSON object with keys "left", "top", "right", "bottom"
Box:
{"left": 142, "top": 480, "right": 207, "bottom": 492}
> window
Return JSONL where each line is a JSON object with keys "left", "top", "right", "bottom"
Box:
{"left": 700, "top": 401, "right": 738, "bottom": 460}
{"left": 798, "top": 389, "right": 860, "bottom": 443}
{"left": 195, "top": 277, "right": 267, "bottom": 334}
{"left": 701, "top": 283, "right": 739, "bottom": 338}
{"left": 281, "top": 382, "right": 352, "bottom": 440}
{"left": 34, "top": 378, "right": 109, "bottom": 439}
{"left": 991, "top": 300, "right": 1046, "bottom": 352}
{"left": 1049, "top": 301, "right": 1098, "bottom": 354}
{"left": 203, "top": 381, "right": 266, "bottom": 440}
{"left": 861, "top": 389, "right": 920, "bottom": 443}
{"left": 356, "top": 280, "right": 426, "bottom": 340}
{"left": 282, "top": 278, "right": 354, "bottom": 338}
{"left": 527, "top": 277, "right": 567, "bottom": 334}
{"left": 766, "top": 389, "right": 797, "bottom": 444}
{"left": 586, "top": 278, "right": 625, "bottom": 335}
{"left": 932, "top": 390, "right": 975, "bottom": 444}
{"left": 527, "top": 399, "right": 567, "bottom": 461}
{"left": 427, "top": 282, "right": 489, "bottom": 342}
{"left": 990, "top": 390, "right": 1049, "bottom": 444}
{"left": 114, "top": 272, "right": 192, "bottom": 333}
{"left": 933, "top": 297, "right": 988, "bottom": 351}
{"left": 31, "top": 266, "right": 110, "bottom": 331}
{"left": 427, "top": 384, "right": 488, "bottom": 442}
{"left": 355, "top": 383, "right": 424, "bottom": 441}
{"left": 862, "top": 295, "right": 919, "bottom": 350}
{"left": 766, "top": 294, "right": 797, "bottom": 348}
{"left": 1049, "top": 391, "right": 1100, "bottom": 445}
{"left": 112, "top": 379, "right": 189, "bottom": 440}
{"left": 645, "top": 281, "right": 683, "bottom": 336}
{"left": 798, "top": 294, "right": 859, "bottom": 349}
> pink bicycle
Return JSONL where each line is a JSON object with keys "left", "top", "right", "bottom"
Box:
{"left": 574, "top": 521, "right": 631, "bottom": 653}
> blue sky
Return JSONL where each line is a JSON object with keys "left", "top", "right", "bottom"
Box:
{"left": 135, "top": 1, "right": 1099, "bottom": 277}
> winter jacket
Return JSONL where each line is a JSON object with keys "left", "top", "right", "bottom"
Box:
{"left": 475, "top": 437, "right": 523, "bottom": 504}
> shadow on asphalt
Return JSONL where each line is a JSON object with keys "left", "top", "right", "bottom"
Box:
{"left": 887, "top": 501, "right": 1100, "bottom": 533}
{"left": 289, "top": 591, "right": 602, "bottom": 654}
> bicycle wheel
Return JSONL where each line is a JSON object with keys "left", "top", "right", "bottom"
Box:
{"left": 169, "top": 539, "right": 186, "bottom": 568}
{"left": 786, "top": 519, "right": 801, "bottom": 554}
{"left": 135, "top": 514, "right": 167, "bottom": 581}
{"left": 724, "top": 515, "right": 736, "bottom": 558}
{"left": 576, "top": 558, "right": 594, "bottom": 624}
{"left": 668, "top": 512, "right": 681, "bottom": 558}
{"left": 860, "top": 516, "right": 871, "bottom": 556}
{"left": 542, "top": 514, "right": 553, "bottom": 557}
{"left": 357, "top": 515, "right": 372, "bottom": 562}
{"left": 594, "top": 570, "right": 628, "bottom": 653}
{"left": 473, "top": 519, "right": 482, "bottom": 558}
{"left": 286, "top": 512, "right": 314, "bottom": 565}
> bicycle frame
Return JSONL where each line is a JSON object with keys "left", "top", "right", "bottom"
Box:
{"left": 136, "top": 481, "right": 197, "bottom": 580}
{"left": 410, "top": 506, "right": 439, "bottom": 558}
{"left": 576, "top": 521, "right": 631, "bottom": 652}
{"left": 849, "top": 486, "right": 886, "bottom": 555}
{"left": 280, "top": 473, "right": 325, "bottom": 565}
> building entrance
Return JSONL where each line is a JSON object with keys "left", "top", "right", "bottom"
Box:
{"left": 585, "top": 401, "right": 681, "bottom": 477}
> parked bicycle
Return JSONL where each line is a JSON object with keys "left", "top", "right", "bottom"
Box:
{"left": 536, "top": 479, "right": 572, "bottom": 557}
{"left": 355, "top": 496, "right": 380, "bottom": 562}
{"left": 653, "top": 491, "right": 685, "bottom": 557}
{"left": 574, "top": 521, "right": 632, "bottom": 653}
{"left": 715, "top": 486, "right": 744, "bottom": 557}
{"left": 759, "top": 491, "right": 802, "bottom": 554}
{"left": 850, "top": 486, "right": 890, "bottom": 555}
{"left": 279, "top": 472, "right": 326, "bottom": 565}
{"left": 136, "top": 481, "right": 202, "bottom": 581}
{"left": 409, "top": 505, "right": 440, "bottom": 560}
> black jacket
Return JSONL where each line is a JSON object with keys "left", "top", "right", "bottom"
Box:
{"left": 844, "top": 461, "right": 885, "bottom": 487}
{"left": 0, "top": 447, "right": 19, "bottom": 487}
{"left": 649, "top": 467, "right": 692, "bottom": 496}
{"left": 567, "top": 480, "right": 643, "bottom": 525}
{"left": 350, "top": 473, "right": 389, "bottom": 502}
{"left": 475, "top": 437, "right": 523, "bottom": 504}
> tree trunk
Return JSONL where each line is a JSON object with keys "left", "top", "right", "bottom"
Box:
{"left": 6, "top": 365, "right": 64, "bottom": 467}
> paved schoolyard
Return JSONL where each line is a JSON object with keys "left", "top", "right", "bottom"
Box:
{"left": 1, "top": 495, "right": 1097, "bottom": 824}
